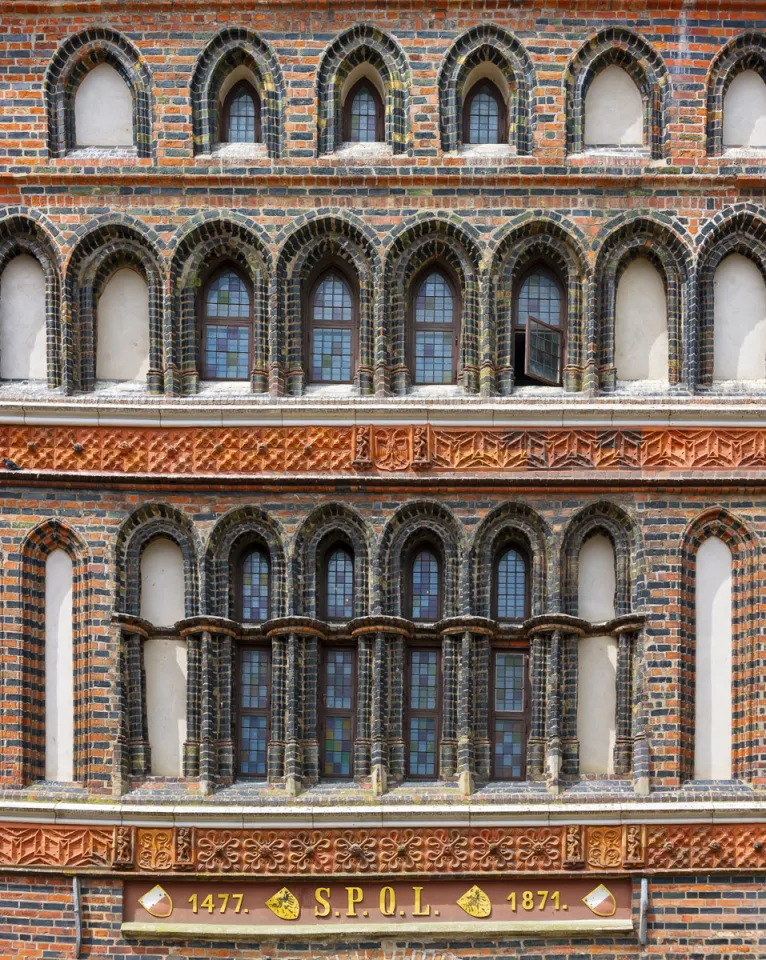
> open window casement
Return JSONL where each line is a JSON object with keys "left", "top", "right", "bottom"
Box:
{"left": 524, "top": 314, "right": 562, "bottom": 385}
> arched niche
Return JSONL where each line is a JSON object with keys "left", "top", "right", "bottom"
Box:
{"left": 713, "top": 253, "right": 766, "bottom": 380}
{"left": 96, "top": 267, "right": 150, "bottom": 381}
{"left": 140, "top": 537, "right": 186, "bottom": 626}
{"left": 0, "top": 254, "right": 47, "bottom": 380}
{"left": 615, "top": 257, "right": 669, "bottom": 381}
{"left": 74, "top": 63, "right": 133, "bottom": 146}
{"left": 584, "top": 65, "right": 644, "bottom": 147}
{"left": 45, "top": 549, "right": 74, "bottom": 782}
{"left": 723, "top": 69, "right": 766, "bottom": 149}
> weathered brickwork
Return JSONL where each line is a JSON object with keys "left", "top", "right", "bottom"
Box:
{"left": 1, "top": 0, "right": 766, "bottom": 956}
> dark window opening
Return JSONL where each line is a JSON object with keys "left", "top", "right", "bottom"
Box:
{"left": 237, "top": 646, "right": 270, "bottom": 777}
{"left": 406, "top": 647, "right": 441, "bottom": 778}
{"left": 410, "top": 268, "right": 459, "bottom": 385}
{"left": 494, "top": 546, "right": 529, "bottom": 621}
{"left": 322, "top": 648, "right": 356, "bottom": 778}
{"left": 491, "top": 649, "right": 529, "bottom": 780}
{"left": 343, "top": 79, "right": 384, "bottom": 143}
{"left": 513, "top": 265, "right": 565, "bottom": 386}
{"left": 305, "top": 266, "right": 358, "bottom": 385}
{"left": 221, "top": 80, "right": 261, "bottom": 144}
{"left": 200, "top": 265, "right": 253, "bottom": 380}
{"left": 463, "top": 80, "right": 506, "bottom": 145}
{"left": 239, "top": 547, "right": 270, "bottom": 622}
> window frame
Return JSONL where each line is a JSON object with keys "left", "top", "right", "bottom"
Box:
{"left": 402, "top": 538, "right": 444, "bottom": 622}
{"left": 303, "top": 260, "right": 360, "bottom": 386}
{"left": 235, "top": 643, "right": 272, "bottom": 780}
{"left": 342, "top": 78, "right": 385, "bottom": 143}
{"left": 408, "top": 264, "right": 461, "bottom": 386}
{"left": 492, "top": 542, "right": 531, "bottom": 622}
{"left": 320, "top": 644, "right": 358, "bottom": 780}
{"left": 404, "top": 643, "right": 443, "bottom": 780}
{"left": 489, "top": 645, "right": 530, "bottom": 781}
{"left": 319, "top": 538, "right": 355, "bottom": 622}
{"left": 233, "top": 542, "right": 271, "bottom": 623}
{"left": 462, "top": 79, "right": 507, "bottom": 146}
{"left": 512, "top": 261, "right": 566, "bottom": 387}
{"left": 220, "top": 79, "right": 262, "bottom": 145}
{"left": 198, "top": 261, "right": 254, "bottom": 382}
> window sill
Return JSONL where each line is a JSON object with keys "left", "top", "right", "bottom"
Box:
{"left": 456, "top": 143, "right": 517, "bottom": 161}
{"left": 66, "top": 146, "right": 139, "bottom": 159}
{"left": 332, "top": 142, "right": 393, "bottom": 161}
{"left": 207, "top": 142, "right": 269, "bottom": 160}
{"left": 722, "top": 147, "right": 766, "bottom": 159}
{"left": 575, "top": 146, "right": 650, "bottom": 159}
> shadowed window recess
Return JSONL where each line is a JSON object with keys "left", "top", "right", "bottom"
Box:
{"left": 514, "top": 265, "right": 565, "bottom": 386}
{"left": 463, "top": 80, "right": 506, "bottom": 145}
{"left": 200, "top": 266, "right": 253, "bottom": 380}
{"left": 322, "top": 648, "right": 356, "bottom": 778}
{"left": 221, "top": 80, "right": 261, "bottom": 144}
{"left": 411, "top": 269, "right": 459, "bottom": 385}
{"left": 238, "top": 647, "right": 270, "bottom": 777}
{"left": 343, "top": 79, "right": 384, "bottom": 143}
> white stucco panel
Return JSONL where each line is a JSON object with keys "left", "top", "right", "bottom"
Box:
{"left": 145, "top": 637, "right": 188, "bottom": 777}
{"left": 0, "top": 254, "right": 47, "bottom": 380}
{"left": 140, "top": 537, "right": 186, "bottom": 627}
{"left": 584, "top": 65, "right": 643, "bottom": 146}
{"left": 74, "top": 63, "right": 134, "bottom": 147}
{"left": 723, "top": 70, "right": 766, "bottom": 149}
{"left": 694, "top": 537, "right": 733, "bottom": 780}
{"left": 96, "top": 267, "right": 150, "bottom": 381}
{"left": 45, "top": 549, "right": 74, "bottom": 782}
{"left": 713, "top": 253, "right": 766, "bottom": 380}
{"left": 615, "top": 257, "right": 669, "bottom": 381}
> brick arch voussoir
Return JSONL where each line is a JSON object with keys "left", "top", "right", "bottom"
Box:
{"left": 44, "top": 27, "right": 154, "bottom": 158}
{"left": 706, "top": 33, "right": 766, "bottom": 156}
{"left": 438, "top": 24, "right": 536, "bottom": 154}
{"left": 190, "top": 27, "right": 286, "bottom": 158}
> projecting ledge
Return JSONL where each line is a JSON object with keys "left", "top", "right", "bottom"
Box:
{"left": 121, "top": 919, "right": 635, "bottom": 940}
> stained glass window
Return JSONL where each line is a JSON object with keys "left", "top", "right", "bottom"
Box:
{"left": 413, "top": 271, "right": 455, "bottom": 384}
{"left": 310, "top": 272, "right": 354, "bottom": 383}
{"left": 326, "top": 547, "right": 354, "bottom": 620}
{"left": 407, "top": 649, "right": 440, "bottom": 778}
{"left": 493, "top": 651, "right": 526, "bottom": 780}
{"left": 323, "top": 649, "right": 355, "bottom": 777}
{"left": 516, "top": 270, "right": 561, "bottom": 328}
{"left": 241, "top": 549, "right": 269, "bottom": 622}
{"left": 202, "top": 269, "right": 251, "bottom": 380}
{"left": 239, "top": 648, "right": 270, "bottom": 777}
{"left": 496, "top": 548, "right": 526, "bottom": 620}
{"left": 410, "top": 549, "right": 440, "bottom": 620}
{"left": 225, "top": 82, "right": 258, "bottom": 144}
{"left": 349, "top": 84, "right": 378, "bottom": 142}
{"left": 467, "top": 83, "right": 501, "bottom": 144}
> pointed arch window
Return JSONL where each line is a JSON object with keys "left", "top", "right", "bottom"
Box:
{"left": 306, "top": 268, "right": 358, "bottom": 384}
{"left": 410, "top": 269, "right": 459, "bottom": 385}
{"left": 222, "top": 80, "right": 261, "bottom": 144}
{"left": 322, "top": 545, "right": 355, "bottom": 620}
{"left": 464, "top": 80, "right": 506, "bottom": 145}
{"left": 494, "top": 546, "right": 529, "bottom": 620}
{"left": 405, "top": 545, "right": 442, "bottom": 621}
{"left": 200, "top": 265, "right": 252, "bottom": 380}
{"left": 239, "top": 547, "right": 270, "bottom": 622}
{"left": 513, "top": 264, "right": 565, "bottom": 386}
{"left": 343, "top": 79, "right": 384, "bottom": 143}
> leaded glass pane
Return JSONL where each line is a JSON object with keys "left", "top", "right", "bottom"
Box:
{"left": 526, "top": 316, "right": 561, "bottom": 384}
{"left": 228, "top": 85, "right": 257, "bottom": 143}
{"left": 206, "top": 271, "right": 250, "bottom": 318}
{"left": 517, "top": 271, "right": 561, "bottom": 327}
{"left": 496, "top": 548, "right": 526, "bottom": 619}
{"left": 240, "top": 714, "right": 268, "bottom": 776}
{"left": 410, "top": 650, "right": 438, "bottom": 710}
{"left": 468, "top": 84, "right": 501, "bottom": 144}
{"left": 241, "top": 550, "right": 269, "bottom": 621}
{"left": 349, "top": 86, "right": 377, "bottom": 142}
{"left": 324, "top": 716, "right": 352, "bottom": 776}
{"left": 494, "top": 718, "right": 523, "bottom": 779}
{"left": 312, "top": 329, "right": 352, "bottom": 382}
{"left": 411, "top": 550, "right": 440, "bottom": 620}
{"left": 326, "top": 549, "right": 354, "bottom": 619}
{"left": 495, "top": 652, "right": 524, "bottom": 713}
{"left": 414, "top": 331, "right": 453, "bottom": 384}
{"left": 326, "top": 649, "right": 354, "bottom": 710}
{"left": 241, "top": 649, "right": 270, "bottom": 710}
{"left": 204, "top": 324, "right": 250, "bottom": 379}
{"left": 415, "top": 272, "right": 452, "bottom": 324}
{"left": 409, "top": 716, "right": 436, "bottom": 777}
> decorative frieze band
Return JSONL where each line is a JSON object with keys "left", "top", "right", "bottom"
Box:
{"left": 3, "top": 424, "right": 766, "bottom": 476}
{"left": 1, "top": 822, "right": 766, "bottom": 875}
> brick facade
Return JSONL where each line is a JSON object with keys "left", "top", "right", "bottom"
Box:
{"left": 1, "top": 0, "right": 766, "bottom": 956}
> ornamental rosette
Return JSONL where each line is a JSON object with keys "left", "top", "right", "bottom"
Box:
{"left": 517, "top": 829, "right": 562, "bottom": 870}
{"left": 425, "top": 830, "right": 469, "bottom": 871}
{"left": 287, "top": 831, "right": 332, "bottom": 872}
{"left": 471, "top": 830, "right": 514, "bottom": 870}
{"left": 334, "top": 831, "right": 378, "bottom": 872}
{"left": 242, "top": 833, "right": 287, "bottom": 873}
{"left": 196, "top": 831, "right": 241, "bottom": 872}
{"left": 379, "top": 830, "right": 424, "bottom": 872}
